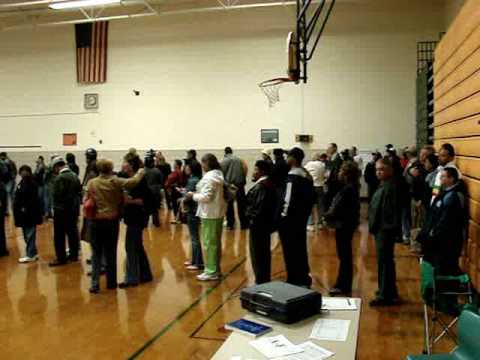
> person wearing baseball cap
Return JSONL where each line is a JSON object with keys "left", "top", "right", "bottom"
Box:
{"left": 278, "top": 147, "right": 315, "bottom": 287}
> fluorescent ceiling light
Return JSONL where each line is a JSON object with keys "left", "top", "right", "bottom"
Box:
{"left": 49, "top": 0, "right": 121, "bottom": 10}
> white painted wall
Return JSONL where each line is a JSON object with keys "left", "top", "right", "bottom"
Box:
{"left": 0, "top": 0, "right": 446, "bottom": 153}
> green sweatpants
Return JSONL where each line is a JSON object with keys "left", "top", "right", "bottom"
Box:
{"left": 201, "top": 218, "right": 224, "bottom": 275}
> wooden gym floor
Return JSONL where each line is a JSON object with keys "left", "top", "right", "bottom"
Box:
{"left": 0, "top": 206, "right": 452, "bottom": 359}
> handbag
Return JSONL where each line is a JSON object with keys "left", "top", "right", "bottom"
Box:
{"left": 83, "top": 183, "right": 97, "bottom": 220}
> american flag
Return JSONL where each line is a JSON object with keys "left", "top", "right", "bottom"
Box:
{"left": 75, "top": 21, "right": 109, "bottom": 84}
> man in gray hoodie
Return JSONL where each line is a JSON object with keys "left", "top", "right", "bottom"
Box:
{"left": 221, "top": 147, "right": 249, "bottom": 230}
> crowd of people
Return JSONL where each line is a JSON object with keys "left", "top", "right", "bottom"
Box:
{"left": 0, "top": 141, "right": 468, "bottom": 304}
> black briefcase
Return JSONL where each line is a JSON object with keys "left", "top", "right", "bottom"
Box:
{"left": 240, "top": 281, "right": 322, "bottom": 324}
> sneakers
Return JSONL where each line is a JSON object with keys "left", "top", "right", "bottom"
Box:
{"left": 186, "top": 265, "right": 203, "bottom": 271}
{"left": 18, "top": 255, "right": 39, "bottom": 264}
{"left": 196, "top": 272, "right": 220, "bottom": 281}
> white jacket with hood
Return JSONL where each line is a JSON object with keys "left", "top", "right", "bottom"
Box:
{"left": 193, "top": 169, "right": 227, "bottom": 219}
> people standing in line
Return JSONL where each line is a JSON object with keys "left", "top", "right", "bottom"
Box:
{"left": 423, "top": 154, "right": 440, "bottom": 210}
{"left": 325, "top": 143, "right": 343, "bottom": 209}
{"left": 14, "top": 165, "right": 43, "bottom": 263}
{"left": 421, "top": 167, "right": 466, "bottom": 276}
{"left": 49, "top": 157, "right": 82, "bottom": 267}
{"left": 119, "top": 154, "right": 154, "bottom": 289}
{"left": 34, "top": 156, "right": 47, "bottom": 216}
{"left": 261, "top": 149, "right": 273, "bottom": 164}
{"left": 0, "top": 177, "right": 8, "bottom": 257}
{"left": 246, "top": 160, "right": 277, "bottom": 284}
{"left": 221, "top": 147, "right": 249, "bottom": 230}
{"left": 368, "top": 157, "right": 402, "bottom": 306}
{"left": 165, "top": 159, "right": 186, "bottom": 223}
{"left": 304, "top": 153, "right": 327, "bottom": 231}
{"left": 401, "top": 146, "right": 418, "bottom": 245}
{"left": 271, "top": 148, "right": 289, "bottom": 190}
{"left": 82, "top": 148, "right": 99, "bottom": 187}
{"left": 80, "top": 149, "right": 99, "bottom": 248}
{"left": 185, "top": 149, "right": 198, "bottom": 167}
{"left": 186, "top": 153, "right": 226, "bottom": 282}
{"left": 44, "top": 155, "right": 58, "bottom": 219}
{"left": 278, "top": 147, "right": 315, "bottom": 288}
{"left": 325, "top": 161, "right": 361, "bottom": 296}
{"left": 182, "top": 161, "right": 204, "bottom": 271}
{"left": 432, "top": 143, "right": 462, "bottom": 203}
{"left": 419, "top": 145, "right": 435, "bottom": 165}
{"left": 351, "top": 146, "right": 364, "bottom": 173}
{"left": 85, "top": 158, "right": 145, "bottom": 294}
{"left": 0, "top": 152, "right": 17, "bottom": 215}
{"left": 66, "top": 153, "right": 80, "bottom": 176}
{"left": 144, "top": 155, "right": 164, "bottom": 227}
{"left": 364, "top": 152, "right": 382, "bottom": 203}
{"left": 155, "top": 151, "right": 172, "bottom": 210}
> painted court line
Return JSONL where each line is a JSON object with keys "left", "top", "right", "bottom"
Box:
{"left": 127, "top": 257, "right": 247, "bottom": 360}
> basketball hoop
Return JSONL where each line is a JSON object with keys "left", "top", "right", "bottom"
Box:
{"left": 259, "top": 78, "right": 294, "bottom": 108}
{"left": 259, "top": 31, "right": 300, "bottom": 108}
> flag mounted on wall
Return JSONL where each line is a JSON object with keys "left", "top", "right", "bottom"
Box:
{"left": 75, "top": 21, "right": 109, "bottom": 84}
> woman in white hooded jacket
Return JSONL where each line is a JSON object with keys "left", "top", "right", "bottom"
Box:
{"left": 186, "top": 153, "right": 226, "bottom": 281}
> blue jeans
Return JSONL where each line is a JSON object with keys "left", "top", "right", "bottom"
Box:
{"left": 22, "top": 226, "right": 38, "bottom": 258}
{"left": 124, "top": 226, "right": 153, "bottom": 285}
{"left": 187, "top": 214, "right": 203, "bottom": 267}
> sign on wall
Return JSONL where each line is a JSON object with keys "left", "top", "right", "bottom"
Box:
{"left": 63, "top": 133, "right": 77, "bottom": 146}
{"left": 261, "top": 129, "right": 279, "bottom": 144}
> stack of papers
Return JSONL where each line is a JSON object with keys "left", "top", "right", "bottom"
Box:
{"left": 310, "top": 319, "right": 351, "bottom": 342}
{"left": 250, "top": 335, "right": 304, "bottom": 358}
{"left": 275, "top": 341, "right": 334, "bottom": 360}
{"left": 322, "top": 298, "right": 357, "bottom": 311}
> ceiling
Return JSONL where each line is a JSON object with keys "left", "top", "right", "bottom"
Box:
{"left": 0, "top": 0, "right": 301, "bottom": 30}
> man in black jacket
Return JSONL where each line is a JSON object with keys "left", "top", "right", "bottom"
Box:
{"left": 421, "top": 167, "right": 466, "bottom": 275}
{"left": 325, "top": 143, "right": 343, "bottom": 209}
{"left": 278, "top": 147, "right": 315, "bottom": 287}
{"left": 50, "top": 157, "right": 82, "bottom": 267}
{"left": 0, "top": 179, "right": 7, "bottom": 257}
{"left": 144, "top": 155, "right": 164, "bottom": 227}
{"left": 246, "top": 160, "right": 277, "bottom": 284}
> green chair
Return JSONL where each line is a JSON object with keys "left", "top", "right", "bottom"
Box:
{"left": 407, "top": 309, "right": 480, "bottom": 360}
{"left": 420, "top": 259, "right": 474, "bottom": 355}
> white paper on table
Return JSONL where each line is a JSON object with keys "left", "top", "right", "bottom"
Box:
{"left": 322, "top": 298, "right": 357, "bottom": 311}
{"left": 274, "top": 341, "right": 334, "bottom": 360}
{"left": 310, "top": 319, "right": 350, "bottom": 342}
{"left": 250, "top": 335, "right": 304, "bottom": 358}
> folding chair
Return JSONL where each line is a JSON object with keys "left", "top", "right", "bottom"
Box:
{"left": 407, "top": 309, "right": 480, "bottom": 360}
{"left": 420, "top": 259, "right": 474, "bottom": 355}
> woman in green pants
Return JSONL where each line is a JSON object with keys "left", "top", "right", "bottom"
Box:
{"left": 186, "top": 154, "right": 226, "bottom": 281}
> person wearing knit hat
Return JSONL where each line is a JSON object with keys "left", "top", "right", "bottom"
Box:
{"left": 261, "top": 149, "right": 273, "bottom": 164}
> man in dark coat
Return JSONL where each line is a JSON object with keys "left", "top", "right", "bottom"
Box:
{"left": 50, "top": 157, "right": 82, "bottom": 267}
{"left": 278, "top": 147, "right": 315, "bottom": 287}
{"left": 14, "top": 165, "right": 43, "bottom": 263}
{"left": 325, "top": 143, "right": 343, "bottom": 209}
{"left": 144, "top": 155, "right": 164, "bottom": 227}
{"left": 368, "top": 157, "right": 402, "bottom": 306}
{"left": 0, "top": 179, "right": 7, "bottom": 257}
{"left": 271, "top": 148, "right": 289, "bottom": 189}
{"left": 246, "top": 160, "right": 277, "bottom": 284}
{"left": 421, "top": 167, "right": 466, "bottom": 275}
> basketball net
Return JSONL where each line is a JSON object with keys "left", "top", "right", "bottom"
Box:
{"left": 259, "top": 78, "right": 292, "bottom": 108}
{"left": 259, "top": 32, "right": 299, "bottom": 108}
